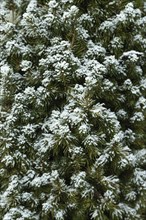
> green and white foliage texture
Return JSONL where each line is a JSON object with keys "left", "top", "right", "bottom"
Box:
{"left": 0, "top": 0, "right": 146, "bottom": 219}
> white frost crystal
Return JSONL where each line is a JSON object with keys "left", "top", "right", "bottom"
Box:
{"left": 0, "top": 0, "right": 146, "bottom": 219}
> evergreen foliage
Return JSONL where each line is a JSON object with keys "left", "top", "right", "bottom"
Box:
{"left": 0, "top": 0, "right": 146, "bottom": 219}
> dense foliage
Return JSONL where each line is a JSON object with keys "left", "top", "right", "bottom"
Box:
{"left": 0, "top": 0, "right": 146, "bottom": 219}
